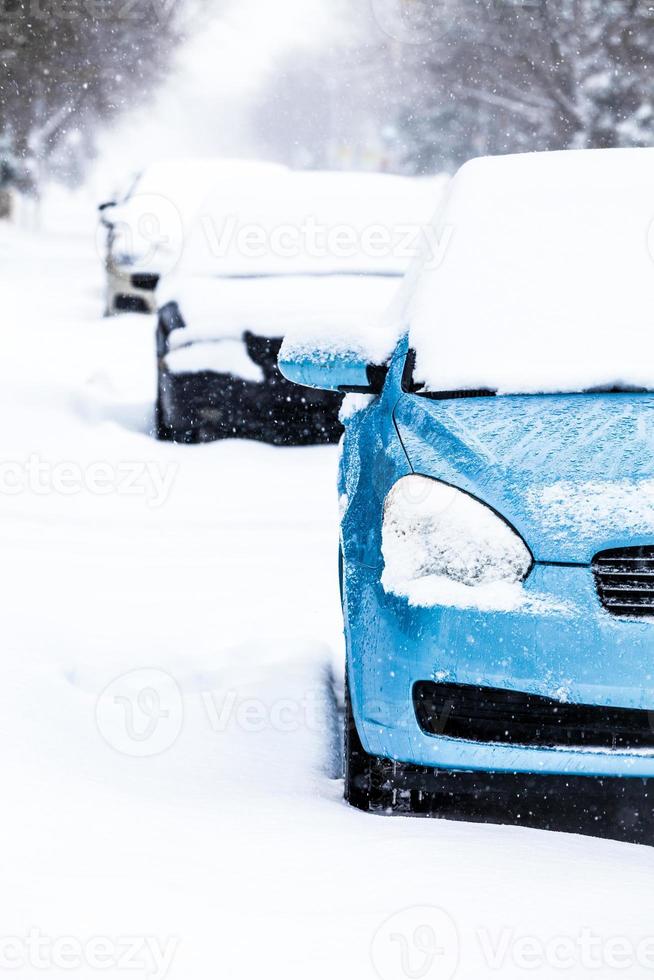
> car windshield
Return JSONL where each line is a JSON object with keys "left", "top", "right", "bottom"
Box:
{"left": 403, "top": 148, "right": 654, "bottom": 397}
{"left": 180, "top": 171, "right": 440, "bottom": 279}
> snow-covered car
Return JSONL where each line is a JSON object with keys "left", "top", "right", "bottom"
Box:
{"left": 280, "top": 147, "right": 654, "bottom": 839}
{"left": 155, "top": 170, "right": 445, "bottom": 445}
{"left": 98, "top": 159, "right": 284, "bottom": 315}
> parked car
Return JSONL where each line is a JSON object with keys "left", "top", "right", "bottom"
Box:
{"left": 280, "top": 147, "right": 654, "bottom": 843}
{"left": 155, "top": 170, "right": 444, "bottom": 445}
{"left": 98, "top": 159, "right": 284, "bottom": 315}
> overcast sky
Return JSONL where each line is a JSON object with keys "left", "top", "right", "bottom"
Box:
{"left": 92, "top": 0, "right": 336, "bottom": 191}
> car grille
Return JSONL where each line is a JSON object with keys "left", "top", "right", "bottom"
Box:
{"left": 413, "top": 681, "right": 654, "bottom": 750}
{"left": 592, "top": 546, "right": 654, "bottom": 617}
{"left": 130, "top": 273, "right": 159, "bottom": 291}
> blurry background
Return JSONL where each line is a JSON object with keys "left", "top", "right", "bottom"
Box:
{"left": 2, "top": 0, "right": 653, "bottom": 212}
{"left": 1, "top": 4, "right": 654, "bottom": 972}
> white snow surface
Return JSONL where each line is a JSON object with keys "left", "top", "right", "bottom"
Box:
{"left": 526, "top": 479, "right": 654, "bottom": 543}
{"left": 175, "top": 170, "right": 445, "bottom": 278}
{"left": 164, "top": 339, "right": 264, "bottom": 381}
{"left": 339, "top": 393, "right": 376, "bottom": 422}
{"left": 2, "top": 199, "right": 654, "bottom": 979}
{"left": 405, "top": 148, "right": 654, "bottom": 395}
{"left": 163, "top": 273, "right": 403, "bottom": 364}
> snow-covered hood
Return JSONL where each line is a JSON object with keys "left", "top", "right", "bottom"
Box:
{"left": 165, "top": 274, "right": 403, "bottom": 351}
{"left": 394, "top": 392, "right": 654, "bottom": 564}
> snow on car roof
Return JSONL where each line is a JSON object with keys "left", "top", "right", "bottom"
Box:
{"left": 127, "top": 158, "right": 286, "bottom": 203}
{"left": 164, "top": 273, "right": 403, "bottom": 360}
{"left": 106, "top": 159, "right": 287, "bottom": 274}
{"left": 176, "top": 170, "right": 446, "bottom": 278}
{"left": 403, "top": 148, "right": 654, "bottom": 395}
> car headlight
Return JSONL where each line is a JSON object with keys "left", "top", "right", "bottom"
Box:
{"left": 381, "top": 475, "right": 532, "bottom": 593}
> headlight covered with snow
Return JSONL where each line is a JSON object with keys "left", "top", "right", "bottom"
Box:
{"left": 381, "top": 475, "right": 532, "bottom": 594}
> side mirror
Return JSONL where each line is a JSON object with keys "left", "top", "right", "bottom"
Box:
{"left": 278, "top": 347, "right": 387, "bottom": 394}
{"left": 98, "top": 201, "right": 118, "bottom": 230}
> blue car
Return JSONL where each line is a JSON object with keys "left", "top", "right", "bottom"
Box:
{"left": 280, "top": 148, "right": 654, "bottom": 841}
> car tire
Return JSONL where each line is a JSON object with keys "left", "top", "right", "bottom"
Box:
{"left": 154, "top": 393, "right": 173, "bottom": 442}
{"left": 344, "top": 675, "right": 379, "bottom": 810}
{"left": 343, "top": 669, "right": 654, "bottom": 838}
{"left": 345, "top": 675, "right": 411, "bottom": 813}
{"left": 342, "top": 538, "right": 420, "bottom": 814}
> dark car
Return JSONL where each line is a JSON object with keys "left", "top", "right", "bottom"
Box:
{"left": 155, "top": 170, "right": 443, "bottom": 446}
{"left": 98, "top": 159, "right": 285, "bottom": 315}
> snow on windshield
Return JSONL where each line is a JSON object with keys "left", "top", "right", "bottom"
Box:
{"left": 405, "top": 148, "right": 654, "bottom": 395}
{"left": 177, "top": 170, "right": 444, "bottom": 278}
{"left": 164, "top": 273, "right": 403, "bottom": 349}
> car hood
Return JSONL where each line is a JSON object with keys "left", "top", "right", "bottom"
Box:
{"left": 163, "top": 274, "right": 402, "bottom": 350}
{"left": 394, "top": 392, "right": 654, "bottom": 563}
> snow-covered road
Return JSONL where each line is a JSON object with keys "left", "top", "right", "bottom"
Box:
{"left": 2, "top": 200, "right": 654, "bottom": 980}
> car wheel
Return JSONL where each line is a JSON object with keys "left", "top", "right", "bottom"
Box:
{"left": 154, "top": 393, "right": 173, "bottom": 442}
{"left": 344, "top": 675, "right": 398, "bottom": 813}
{"left": 344, "top": 672, "right": 654, "bottom": 837}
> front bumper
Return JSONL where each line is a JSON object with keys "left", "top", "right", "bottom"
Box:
{"left": 158, "top": 361, "right": 344, "bottom": 446}
{"left": 105, "top": 266, "right": 159, "bottom": 315}
{"left": 347, "top": 560, "right": 654, "bottom": 778}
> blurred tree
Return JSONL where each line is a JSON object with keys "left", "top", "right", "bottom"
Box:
{"left": 262, "top": 0, "right": 654, "bottom": 175}
{"left": 0, "top": 0, "right": 198, "bottom": 193}
{"left": 397, "top": 0, "right": 654, "bottom": 171}
{"left": 252, "top": 2, "right": 411, "bottom": 173}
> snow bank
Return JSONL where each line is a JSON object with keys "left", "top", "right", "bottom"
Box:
{"left": 164, "top": 340, "right": 264, "bottom": 380}
{"left": 404, "top": 148, "right": 654, "bottom": 395}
